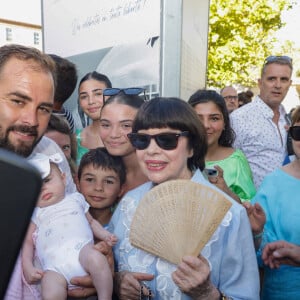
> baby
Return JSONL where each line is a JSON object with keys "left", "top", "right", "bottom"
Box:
{"left": 22, "top": 152, "right": 117, "bottom": 300}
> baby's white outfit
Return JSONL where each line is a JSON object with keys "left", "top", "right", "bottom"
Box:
{"left": 32, "top": 192, "right": 93, "bottom": 286}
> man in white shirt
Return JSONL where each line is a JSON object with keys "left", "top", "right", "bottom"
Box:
{"left": 230, "top": 56, "right": 292, "bottom": 189}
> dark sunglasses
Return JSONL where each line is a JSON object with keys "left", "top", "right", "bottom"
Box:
{"left": 264, "top": 55, "right": 292, "bottom": 65}
{"left": 289, "top": 126, "right": 300, "bottom": 141}
{"left": 103, "top": 87, "right": 145, "bottom": 100}
{"left": 127, "top": 131, "right": 189, "bottom": 150}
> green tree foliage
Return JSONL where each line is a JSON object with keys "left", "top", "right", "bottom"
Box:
{"left": 207, "top": 0, "right": 294, "bottom": 88}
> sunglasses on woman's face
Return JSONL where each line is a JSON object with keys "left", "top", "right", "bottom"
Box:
{"left": 127, "top": 131, "right": 189, "bottom": 150}
{"left": 103, "top": 87, "right": 146, "bottom": 101}
{"left": 289, "top": 126, "right": 300, "bottom": 141}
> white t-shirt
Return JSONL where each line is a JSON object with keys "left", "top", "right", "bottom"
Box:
{"left": 230, "top": 96, "right": 287, "bottom": 189}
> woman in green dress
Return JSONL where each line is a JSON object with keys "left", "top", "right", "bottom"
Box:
{"left": 76, "top": 71, "right": 112, "bottom": 164}
{"left": 188, "top": 89, "right": 256, "bottom": 203}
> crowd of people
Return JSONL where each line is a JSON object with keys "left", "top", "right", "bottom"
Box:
{"left": 0, "top": 43, "right": 299, "bottom": 300}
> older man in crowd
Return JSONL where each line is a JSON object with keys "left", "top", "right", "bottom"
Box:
{"left": 220, "top": 85, "right": 239, "bottom": 113}
{"left": 230, "top": 56, "right": 292, "bottom": 188}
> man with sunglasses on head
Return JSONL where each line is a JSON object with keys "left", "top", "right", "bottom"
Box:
{"left": 230, "top": 55, "right": 293, "bottom": 189}
{"left": 220, "top": 85, "right": 239, "bottom": 113}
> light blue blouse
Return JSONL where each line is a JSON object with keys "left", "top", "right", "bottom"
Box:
{"left": 109, "top": 169, "right": 260, "bottom": 299}
{"left": 252, "top": 168, "right": 300, "bottom": 300}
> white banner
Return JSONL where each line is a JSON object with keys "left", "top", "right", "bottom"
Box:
{"left": 42, "top": 0, "right": 160, "bottom": 56}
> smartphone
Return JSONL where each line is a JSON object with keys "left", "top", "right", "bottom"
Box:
{"left": 204, "top": 168, "right": 218, "bottom": 178}
{"left": 0, "top": 149, "right": 42, "bottom": 298}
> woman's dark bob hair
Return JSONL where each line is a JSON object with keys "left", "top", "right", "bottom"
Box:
{"left": 188, "top": 89, "right": 235, "bottom": 147}
{"left": 132, "top": 97, "right": 207, "bottom": 171}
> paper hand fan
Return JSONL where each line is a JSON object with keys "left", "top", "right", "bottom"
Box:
{"left": 130, "top": 179, "right": 232, "bottom": 265}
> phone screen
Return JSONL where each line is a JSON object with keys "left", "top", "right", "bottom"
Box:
{"left": 204, "top": 168, "right": 218, "bottom": 178}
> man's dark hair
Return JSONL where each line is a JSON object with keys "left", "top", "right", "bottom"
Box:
{"left": 0, "top": 44, "right": 57, "bottom": 89}
{"left": 49, "top": 54, "right": 78, "bottom": 105}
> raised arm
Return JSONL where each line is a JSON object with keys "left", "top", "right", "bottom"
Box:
{"left": 243, "top": 202, "right": 266, "bottom": 249}
{"left": 207, "top": 165, "right": 242, "bottom": 204}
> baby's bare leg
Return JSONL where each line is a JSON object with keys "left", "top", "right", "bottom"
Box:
{"left": 79, "top": 243, "right": 112, "bottom": 300}
{"left": 41, "top": 270, "right": 67, "bottom": 300}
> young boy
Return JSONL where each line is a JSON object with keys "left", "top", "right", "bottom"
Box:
{"left": 77, "top": 147, "right": 126, "bottom": 228}
{"left": 22, "top": 152, "right": 117, "bottom": 300}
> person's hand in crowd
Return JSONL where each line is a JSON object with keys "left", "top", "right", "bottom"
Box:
{"left": 114, "top": 270, "right": 154, "bottom": 300}
{"left": 262, "top": 240, "right": 300, "bottom": 269}
{"left": 206, "top": 165, "right": 226, "bottom": 190}
{"left": 172, "top": 255, "right": 219, "bottom": 299}
{"left": 68, "top": 240, "right": 113, "bottom": 298}
{"left": 207, "top": 165, "right": 241, "bottom": 204}
{"left": 243, "top": 202, "right": 266, "bottom": 235}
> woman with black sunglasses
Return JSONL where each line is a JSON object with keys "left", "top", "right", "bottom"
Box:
{"left": 109, "top": 97, "right": 259, "bottom": 299}
{"left": 249, "top": 105, "right": 300, "bottom": 300}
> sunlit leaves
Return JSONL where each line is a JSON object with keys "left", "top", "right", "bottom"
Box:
{"left": 207, "top": 0, "right": 293, "bottom": 88}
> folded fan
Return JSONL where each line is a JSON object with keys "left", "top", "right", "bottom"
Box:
{"left": 130, "top": 179, "right": 232, "bottom": 265}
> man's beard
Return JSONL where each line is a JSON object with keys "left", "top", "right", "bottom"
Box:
{"left": 0, "top": 125, "right": 41, "bottom": 157}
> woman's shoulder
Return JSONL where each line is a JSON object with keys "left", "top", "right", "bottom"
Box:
{"left": 219, "top": 148, "right": 250, "bottom": 167}
{"left": 268, "top": 167, "right": 300, "bottom": 186}
{"left": 228, "top": 149, "right": 252, "bottom": 167}
{"left": 193, "top": 169, "right": 245, "bottom": 211}
{"left": 109, "top": 182, "right": 152, "bottom": 227}
{"left": 206, "top": 148, "right": 242, "bottom": 166}
{"left": 252, "top": 168, "right": 289, "bottom": 200}
{"left": 232, "top": 148, "right": 248, "bottom": 159}
{"left": 206, "top": 147, "right": 233, "bottom": 164}
{"left": 121, "top": 181, "right": 153, "bottom": 200}
{"left": 261, "top": 168, "right": 288, "bottom": 183}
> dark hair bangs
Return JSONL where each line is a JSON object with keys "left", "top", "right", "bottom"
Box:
{"left": 132, "top": 98, "right": 190, "bottom": 133}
